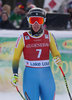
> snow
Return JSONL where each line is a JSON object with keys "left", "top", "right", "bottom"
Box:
{"left": 0, "top": 92, "right": 70, "bottom": 100}
{"left": 0, "top": 30, "right": 72, "bottom": 38}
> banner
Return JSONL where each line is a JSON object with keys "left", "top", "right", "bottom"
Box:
{"left": 43, "top": 0, "right": 64, "bottom": 11}
{"left": 0, "top": 30, "right": 72, "bottom": 94}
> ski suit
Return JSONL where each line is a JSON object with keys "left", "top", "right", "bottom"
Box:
{"left": 12, "top": 29, "right": 61, "bottom": 100}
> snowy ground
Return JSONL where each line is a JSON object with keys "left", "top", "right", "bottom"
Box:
{"left": 0, "top": 92, "right": 70, "bottom": 100}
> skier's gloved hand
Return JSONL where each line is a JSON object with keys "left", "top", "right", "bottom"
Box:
{"left": 53, "top": 56, "right": 63, "bottom": 67}
{"left": 11, "top": 74, "right": 18, "bottom": 87}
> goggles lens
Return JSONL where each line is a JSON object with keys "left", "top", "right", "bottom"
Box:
{"left": 29, "top": 17, "right": 44, "bottom": 24}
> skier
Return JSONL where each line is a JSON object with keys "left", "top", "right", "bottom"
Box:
{"left": 11, "top": 7, "right": 63, "bottom": 100}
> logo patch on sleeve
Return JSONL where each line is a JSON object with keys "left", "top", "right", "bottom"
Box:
{"left": 25, "top": 35, "right": 30, "bottom": 40}
{"left": 45, "top": 34, "right": 49, "bottom": 39}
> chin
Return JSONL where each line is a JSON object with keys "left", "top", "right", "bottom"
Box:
{"left": 34, "top": 30, "right": 39, "bottom": 32}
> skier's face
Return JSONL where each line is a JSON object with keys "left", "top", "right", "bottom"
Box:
{"left": 32, "top": 21, "right": 42, "bottom": 32}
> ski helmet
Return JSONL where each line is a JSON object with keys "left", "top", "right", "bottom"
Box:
{"left": 27, "top": 7, "right": 46, "bottom": 23}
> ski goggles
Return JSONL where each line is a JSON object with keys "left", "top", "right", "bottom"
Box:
{"left": 28, "top": 17, "right": 45, "bottom": 24}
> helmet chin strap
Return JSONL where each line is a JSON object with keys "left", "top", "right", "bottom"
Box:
{"left": 30, "top": 26, "right": 43, "bottom": 37}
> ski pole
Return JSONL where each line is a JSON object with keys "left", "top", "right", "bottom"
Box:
{"left": 16, "top": 86, "right": 25, "bottom": 100}
{"left": 59, "top": 66, "right": 72, "bottom": 100}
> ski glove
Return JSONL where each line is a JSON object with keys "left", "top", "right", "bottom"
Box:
{"left": 53, "top": 56, "right": 63, "bottom": 67}
{"left": 11, "top": 74, "right": 18, "bottom": 87}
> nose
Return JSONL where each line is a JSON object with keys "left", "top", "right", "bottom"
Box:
{"left": 34, "top": 21, "right": 39, "bottom": 24}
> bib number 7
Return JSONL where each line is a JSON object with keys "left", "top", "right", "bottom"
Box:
{"left": 36, "top": 49, "right": 42, "bottom": 58}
